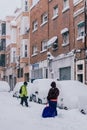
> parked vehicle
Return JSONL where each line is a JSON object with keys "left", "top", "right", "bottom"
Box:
{"left": 30, "top": 79, "right": 87, "bottom": 114}
{"left": 0, "top": 81, "right": 10, "bottom": 92}
{"left": 57, "top": 80, "right": 87, "bottom": 111}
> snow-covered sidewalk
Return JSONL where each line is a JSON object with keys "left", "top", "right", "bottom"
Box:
{"left": 0, "top": 92, "right": 87, "bottom": 130}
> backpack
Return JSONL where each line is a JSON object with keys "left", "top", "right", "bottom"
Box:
{"left": 19, "top": 87, "right": 22, "bottom": 94}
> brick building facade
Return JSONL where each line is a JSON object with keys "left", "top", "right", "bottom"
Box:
{"left": 0, "top": 0, "right": 87, "bottom": 89}
{"left": 29, "top": 0, "right": 87, "bottom": 83}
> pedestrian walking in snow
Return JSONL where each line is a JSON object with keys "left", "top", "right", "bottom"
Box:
{"left": 19, "top": 81, "right": 28, "bottom": 107}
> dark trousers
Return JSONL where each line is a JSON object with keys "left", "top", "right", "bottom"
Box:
{"left": 20, "top": 96, "right": 28, "bottom": 107}
{"left": 48, "top": 100, "right": 57, "bottom": 116}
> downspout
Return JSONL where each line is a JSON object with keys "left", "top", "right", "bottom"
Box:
{"left": 84, "top": 0, "right": 87, "bottom": 84}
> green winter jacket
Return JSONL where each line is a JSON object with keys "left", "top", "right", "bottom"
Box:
{"left": 20, "top": 85, "right": 28, "bottom": 97}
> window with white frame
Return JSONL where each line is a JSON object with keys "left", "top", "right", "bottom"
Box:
{"left": 6, "top": 55, "right": 9, "bottom": 65}
{"left": 32, "top": 20, "right": 38, "bottom": 31}
{"left": 63, "top": 0, "right": 69, "bottom": 9}
{"left": 77, "top": 21, "right": 85, "bottom": 37}
{"left": 41, "top": 40, "right": 47, "bottom": 51}
{"left": 10, "top": 48, "right": 16, "bottom": 63}
{"left": 13, "top": 51, "right": 16, "bottom": 62}
{"left": 32, "top": 45, "right": 38, "bottom": 55}
{"left": 20, "top": 16, "right": 29, "bottom": 35}
{"left": 41, "top": 12, "right": 48, "bottom": 24}
{"left": 21, "top": 40, "right": 28, "bottom": 57}
{"left": 62, "top": 32, "right": 69, "bottom": 45}
{"left": 53, "top": 5, "right": 58, "bottom": 17}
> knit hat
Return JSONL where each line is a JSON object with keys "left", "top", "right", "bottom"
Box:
{"left": 51, "top": 81, "right": 56, "bottom": 88}
{"left": 24, "top": 81, "right": 28, "bottom": 86}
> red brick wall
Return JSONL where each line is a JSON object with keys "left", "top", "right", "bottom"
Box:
{"left": 29, "top": 0, "right": 84, "bottom": 64}
{"left": 30, "top": 0, "right": 49, "bottom": 64}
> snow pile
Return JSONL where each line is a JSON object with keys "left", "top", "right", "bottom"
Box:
{"left": 0, "top": 92, "right": 87, "bottom": 130}
{"left": 0, "top": 81, "right": 10, "bottom": 92}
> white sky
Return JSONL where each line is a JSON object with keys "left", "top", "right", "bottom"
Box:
{"left": 0, "top": 0, "right": 21, "bottom": 20}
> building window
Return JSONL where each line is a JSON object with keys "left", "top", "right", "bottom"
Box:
{"left": 17, "top": 68, "right": 23, "bottom": 78}
{"left": 78, "top": 21, "right": 85, "bottom": 37}
{"left": 25, "top": 0, "right": 28, "bottom": 11}
{"left": 6, "top": 55, "right": 9, "bottom": 65}
{"left": 0, "top": 54, "right": 5, "bottom": 67}
{"left": 77, "top": 64, "right": 83, "bottom": 70}
{"left": 25, "top": 45, "right": 27, "bottom": 57}
{"left": 21, "top": 40, "right": 28, "bottom": 58}
{"left": 62, "top": 0, "right": 69, "bottom": 12}
{"left": 63, "top": 0, "right": 69, "bottom": 9}
{"left": 32, "top": 45, "right": 38, "bottom": 55}
{"left": 41, "top": 12, "right": 48, "bottom": 25}
{"left": 53, "top": 5, "right": 58, "bottom": 17}
{"left": 13, "top": 51, "right": 16, "bottom": 63}
{"left": 61, "top": 28, "right": 69, "bottom": 46}
{"left": 62, "top": 32, "right": 69, "bottom": 46}
{"left": 31, "top": 68, "right": 43, "bottom": 80}
{"left": 1, "top": 23, "right": 6, "bottom": 35}
{"left": 0, "top": 39, "right": 6, "bottom": 51}
{"left": 41, "top": 40, "right": 47, "bottom": 52}
{"left": 32, "top": 20, "right": 38, "bottom": 32}
{"left": 10, "top": 48, "right": 16, "bottom": 63}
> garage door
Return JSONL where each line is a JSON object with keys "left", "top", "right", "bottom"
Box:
{"left": 59, "top": 66, "right": 71, "bottom": 80}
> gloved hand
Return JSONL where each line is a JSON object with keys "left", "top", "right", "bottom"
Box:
{"left": 26, "top": 96, "right": 28, "bottom": 98}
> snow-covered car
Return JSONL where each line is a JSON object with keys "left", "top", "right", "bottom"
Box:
{"left": 13, "top": 82, "right": 33, "bottom": 99}
{"left": 30, "top": 79, "right": 56, "bottom": 104}
{"left": 0, "top": 81, "right": 10, "bottom": 92}
{"left": 57, "top": 80, "right": 87, "bottom": 112}
{"left": 13, "top": 82, "right": 23, "bottom": 98}
{"left": 30, "top": 79, "right": 87, "bottom": 114}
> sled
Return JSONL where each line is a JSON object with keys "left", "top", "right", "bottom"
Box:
{"left": 42, "top": 106, "right": 57, "bottom": 118}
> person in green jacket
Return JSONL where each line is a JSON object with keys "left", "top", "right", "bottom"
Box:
{"left": 20, "top": 81, "right": 28, "bottom": 107}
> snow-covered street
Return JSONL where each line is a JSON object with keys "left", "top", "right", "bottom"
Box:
{"left": 0, "top": 92, "right": 87, "bottom": 130}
